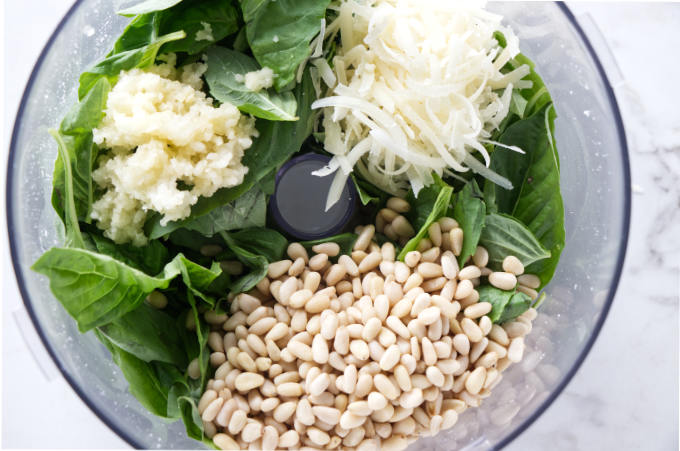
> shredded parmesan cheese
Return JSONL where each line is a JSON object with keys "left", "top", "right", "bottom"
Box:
{"left": 312, "top": 0, "right": 529, "bottom": 207}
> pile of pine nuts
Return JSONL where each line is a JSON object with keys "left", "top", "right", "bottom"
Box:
{"left": 194, "top": 216, "right": 540, "bottom": 450}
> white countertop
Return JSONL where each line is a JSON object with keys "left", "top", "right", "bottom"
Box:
{"left": 2, "top": 1, "right": 678, "bottom": 449}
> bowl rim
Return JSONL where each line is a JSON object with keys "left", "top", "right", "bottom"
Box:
{"left": 5, "top": 2, "right": 631, "bottom": 449}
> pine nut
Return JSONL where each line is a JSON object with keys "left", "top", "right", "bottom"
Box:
{"left": 502, "top": 255, "right": 525, "bottom": 275}
{"left": 426, "top": 366, "right": 445, "bottom": 387}
{"left": 437, "top": 217, "right": 458, "bottom": 232}
{"left": 206, "top": 310, "right": 228, "bottom": 325}
{"left": 350, "top": 340, "right": 370, "bottom": 361}
{"left": 296, "top": 397, "right": 315, "bottom": 425}
{"left": 416, "top": 238, "right": 432, "bottom": 254}
{"left": 404, "top": 251, "right": 421, "bottom": 268}
{"left": 330, "top": 326, "right": 349, "bottom": 355}
{"left": 440, "top": 252, "right": 459, "bottom": 279}
{"left": 325, "top": 264, "right": 347, "bottom": 286}
{"left": 427, "top": 222, "right": 442, "bottom": 247}
{"left": 340, "top": 411, "right": 366, "bottom": 429}
{"left": 449, "top": 228, "right": 463, "bottom": 256}
{"left": 228, "top": 409, "right": 248, "bottom": 434}
{"left": 458, "top": 265, "right": 481, "bottom": 280}
{"left": 386, "top": 316, "right": 410, "bottom": 339}
{"left": 339, "top": 255, "right": 359, "bottom": 277}
{"left": 277, "top": 429, "right": 299, "bottom": 448}
{"left": 418, "top": 306, "right": 441, "bottom": 325}
{"left": 202, "top": 397, "right": 224, "bottom": 422}
{"left": 469, "top": 247, "right": 488, "bottom": 269}
{"left": 454, "top": 279, "right": 474, "bottom": 299}
{"left": 277, "top": 382, "right": 303, "bottom": 397}
{"left": 403, "top": 273, "right": 423, "bottom": 292}
{"left": 306, "top": 293, "right": 330, "bottom": 313}
{"left": 419, "top": 247, "right": 438, "bottom": 264}
{"left": 465, "top": 367, "right": 486, "bottom": 394}
{"left": 309, "top": 253, "right": 329, "bottom": 271}
{"left": 358, "top": 251, "right": 382, "bottom": 273}
{"left": 241, "top": 421, "right": 263, "bottom": 443}
{"left": 312, "top": 242, "right": 340, "bottom": 257}
{"left": 478, "top": 315, "right": 492, "bottom": 336}
{"left": 417, "top": 262, "right": 443, "bottom": 279}
{"left": 392, "top": 364, "right": 410, "bottom": 391}
{"left": 488, "top": 272, "right": 517, "bottom": 290}
{"left": 517, "top": 273, "right": 541, "bottom": 289}
{"left": 235, "top": 372, "right": 264, "bottom": 391}
{"left": 379, "top": 345, "right": 401, "bottom": 371}
{"left": 386, "top": 197, "right": 410, "bottom": 213}
{"left": 146, "top": 291, "right": 168, "bottom": 309}
{"left": 464, "top": 302, "right": 492, "bottom": 319}
{"left": 394, "top": 262, "right": 410, "bottom": 283}
{"left": 507, "top": 337, "right": 525, "bottom": 362}
{"left": 188, "top": 358, "right": 201, "bottom": 379}
{"left": 518, "top": 285, "right": 538, "bottom": 299}
{"left": 461, "top": 318, "right": 483, "bottom": 343}
{"left": 381, "top": 242, "right": 396, "bottom": 262}
{"left": 393, "top": 216, "right": 416, "bottom": 240}
{"left": 312, "top": 405, "right": 341, "bottom": 425}
{"left": 268, "top": 260, "right": 292, "bottom": 279}
{"left": 249, "top": 317, "right": 277, "bottom": 335}
{"left": 354, "top": 225, "right": 376, "bottom": 252}
{"left": 374, "top": 374, "right": 400, "bottom": 400}
{"left": 214, "top": 433, "right": 240, "bottom": 450}
{"left": 398, "top": 388, "right": 423, "bottom": 409}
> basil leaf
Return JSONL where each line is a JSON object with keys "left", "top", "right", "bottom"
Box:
{"left": 94, "top": 330, "right": 172, "bottom": 417}
{"left": 398, "top": 182, "right": 454, "bottom": 261}
{"left": 97, "top": 303, "right": 186, "bottom": 365}
{"left": 205, "top": 46, "right": 298, "bottom": 121}
{"left": 478, "top": 285, "right": 532, "bottom": 324}
{"left": 479, "top": 213, "right": 551, "bottom": 270}
{"left": 229, "top": 228, "right": 289, "bottom": 263}
{"left": 487, "top": 104, "right": 565, "bottom": 286}
{"left": 78, "top": 29, "right": 185, "bottom": 99}
{"left": 90, "top": 231, "right": 169, "bottom": 275}
{"left": 158, "top": 0, "right": 240, "bottom": 55}
{"left": 118, "top": 0, "right": 183, "bottom": 16}
{"left": 240, "top": 0, "right": 331, "bottom": 91}
{"left": 181, "top": 187, "right": 267, "bottom": 237}
{"left": 220, "top": 231, "right": 269, "bottom": 293}
{"left": 147, "top": 69, "right": 316, "bottom": 239}
{"left": 32, "top": 249, "right": 220, "bottom": 331}
{"left": 51, "top": 78, "right": 110, "bottom": 227}
{"left": 452, "top": 180, "right": 486, "bottom": 266}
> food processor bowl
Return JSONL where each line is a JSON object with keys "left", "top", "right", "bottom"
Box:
{"left": 6, "top": 1, "right": 630, "bottom": 449}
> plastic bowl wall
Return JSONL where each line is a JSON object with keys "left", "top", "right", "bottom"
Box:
{"left": 7, "top": 1, "right": 629, "bottom": 449}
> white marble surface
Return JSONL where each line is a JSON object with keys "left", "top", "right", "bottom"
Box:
{"left": 2, "top": 1, "right": 678, "bottom": 449}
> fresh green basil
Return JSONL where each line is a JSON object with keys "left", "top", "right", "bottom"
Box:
{"left": 486, "top": 104, "right": 564, "bottom": 286}
{"left": 180, "top": 186, "right": 267, "bottom": 237}
{"left": 229, "top": 228, "right": 289, "bottom": 263}
{"left": 478, "top": 285, "right": 532, "bottom": 323}
{"left": 240, "top": 0, "right": 331, "bottom": 91}
{"left": 79, "top": 29, "right": 185, "bottom": 99}
{"left": 398, "top": 181, "right": 454, "bottom": 260}
{"left": 452, "top": 180, "right": 486, "bottom": 266}
{"left": 51, "top": 78, "right": 110, "bottom": 228}
{"left": 205, "top": 46, "right": 298, "bottom": 121}
{"left": 95, "top": 330, "right": 172, "bottom": 418}
{"left": 220, "top": 231, "right": 269, "bottom": 293}
{"left": 32, "top": 249, "right": 221, "bottom": 331}
{"left": 90, "top": 231, "right": 169, "bottom": 275}
{"left": 479, "top": 213, "right": 550, "bottom": 270}
{"left": 97, "top": 303, "right": 186, "bottom": 365}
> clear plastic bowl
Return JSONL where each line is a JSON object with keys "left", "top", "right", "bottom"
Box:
{"left": 6, "top": 1, "right": 630, "bottom": 449}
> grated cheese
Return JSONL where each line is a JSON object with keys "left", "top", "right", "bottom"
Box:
{"left": 311, "top": 0, "right": 530, "bottom": 206}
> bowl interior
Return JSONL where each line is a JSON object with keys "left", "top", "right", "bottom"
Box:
{"left": 7, "top": 1, "right": 629, "bottom": 449}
